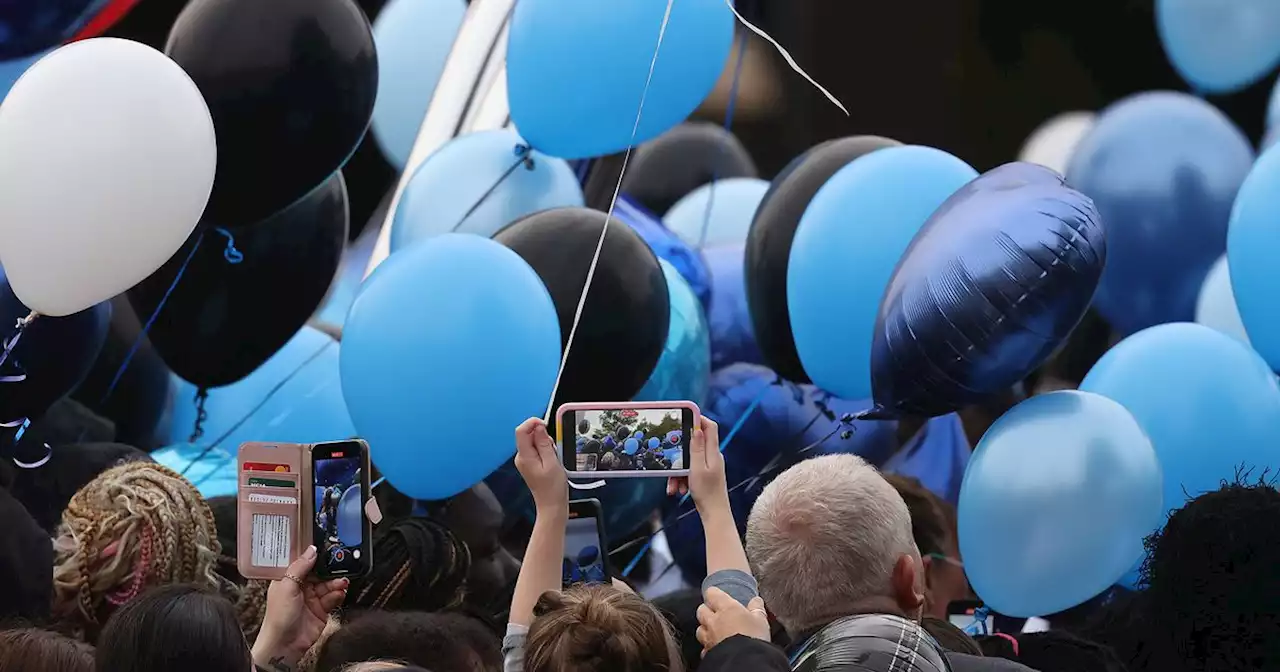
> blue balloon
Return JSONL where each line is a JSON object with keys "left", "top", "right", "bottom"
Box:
{"left": 870, "top": 162, "right": 1105, "bottom": 418}
{"left": 1080, "top": 323, "right": 1280, "bottom": 544}
{"left": 1227, "top": 143, "right": 1280, "bottom": 368}
{"left": 315, "top": 224, "right": 378, "bottom": 327}
{"left": 648, "top": 436, "right": 660, "bottom": 450}
{"left": 789, "top": 146, "right": 978, "bottom": 400}
{"left": 1268, "top": 76, "right": 1280, "bottom": 131}
{"left": 664, "top": 178, "right": 770, "bottom": 248}
{"left": 0, "top": 50, "right": 47, "bottom": 102}
{"left": 169, "top": 326, "right": 354, "bottom": 448}
{"left": 507, "top": 0, "right": 734, "bottom": 159}
{"left": 485, "top": 456, "right": 666, "bottom": 537}
{"left": 959, "top": 391, "right": 1162, "bottom": 617}
{"left": 623, "top": 437, "right": 640, "bottom": 455}
{"left": 1157, "top": 0, "right": 1280, "bottom": 94}
{"left": 391, "top": 130, "right": 584, "bottom": 251}
{"left": 337, "top": 483, "right": 364, "bottom": 547}
{"left": 0, "top": 5, "right": 98, "bottom": 61}
{"left": 153, "top": 442, "right": 237, "bottom": 498}
{"left": 1195, "top": 255, "right": 1249, "bottom": 345}
{"left": 603, "top": 435, "right": 616, "bottom": 451}
{"left": 341, "top": 234, "right": 562, "bottom": 500}
{"left": 635, "top": 260, "right": 711, "bottom": 405}
{"left": 616, "top": 196, "right": 712, "bottom": 311}
{"left": 666, "top": 430, "right": 682, "bottom": 445}
{"left": 371, "top": 0, "right": 467, "bottom": 169}
{"left": 634, "top": 430, "right": 645, "bottom": 441}
{"left": 1067, "top": 92, "right": 1253, "bottom": 335}
{"left": 704, "top": 244, "right": 763, "bottom": 369}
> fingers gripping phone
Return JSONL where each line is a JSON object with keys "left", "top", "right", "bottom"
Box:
{"left": 564, "top": 499, "right": 612, "bottom": 587}
{"left": 311, "top": 440, "right": 372, "bottom": 579}
{"left": 557, "top": 401, "right": 698, "bottom": 479}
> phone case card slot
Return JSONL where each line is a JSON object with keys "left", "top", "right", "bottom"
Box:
{"left": 238, "top": 501, "right": 299, "bottom": 572}
{"left": 240, "top": 484, "right": 301, "bottom": 502}
{"left": 241, "top": 471, "right": 300, "bottom": 487}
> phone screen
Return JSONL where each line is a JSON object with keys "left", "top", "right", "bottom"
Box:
{"left": 565, "top": 407, "right": 693, "bottom": 472}
{"left": 564, "top": 515, "right": 607, "bottom": 586}
{"left": 312, "top": 442, "right": 368, "bottom": 578}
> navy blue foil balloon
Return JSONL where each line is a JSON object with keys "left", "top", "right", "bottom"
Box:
{"left": 0, "top": 269, "right": 110, "bottom": 426}
{"left": 615, "top": 195, "right": 711, "bottom": 311}
{"left": 0, "top": 1, "right": 103, "bottom": 60}
{"left": 664, "top": 364, "right": 898, "bottom": 579}
{"left": 704, "top": 244, "right": 763, "bottom": 369}
{"left": 869, "top": 162, "right": 1105, "bottom": 418}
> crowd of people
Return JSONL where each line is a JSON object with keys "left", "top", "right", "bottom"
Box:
{"left": 0, "top": 393, "right": 1270, "bottom": 672}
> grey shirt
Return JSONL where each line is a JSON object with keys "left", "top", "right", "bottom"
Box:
{"left": 503, "top": 570, "right": 759, "bottom": 672}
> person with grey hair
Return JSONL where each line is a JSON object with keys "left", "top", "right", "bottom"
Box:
{"left": 730, "top": 454, "right": 1036, "bottom": 672}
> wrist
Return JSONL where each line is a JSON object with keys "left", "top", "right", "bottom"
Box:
{"left": 252, "top": 631, "right": 301, "bottom": 671}
{"left": 535, "top": 498, "right": 569, "bottom": 520}
{"left": 696, "top": 494, "right": 733, "bottom": 522}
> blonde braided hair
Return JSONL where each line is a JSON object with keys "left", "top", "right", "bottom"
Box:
{"left": 52, "top": 462, "right": 224, "bottom": 640}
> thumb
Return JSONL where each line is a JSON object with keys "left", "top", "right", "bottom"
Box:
{"left": 285, "top": 545, "right": 318, "bottom": 580}
{"left": 747, "top": 596, "right": 766, "bottom": 614}
{"left": 691, "top": 420, "right": 707, "bottom": 460}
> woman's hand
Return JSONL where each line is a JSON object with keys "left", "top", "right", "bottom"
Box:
{"left": 696, "top": 587, "right": 771, "bottom": 655}
{"left": 668, "top": 416, "right": 729, "bottom": 515}
{"left": 252, "top": 546, "right": 349, "bottom": 671}
{"left": 515, "top": 417, "right": 568, "bottom": 514}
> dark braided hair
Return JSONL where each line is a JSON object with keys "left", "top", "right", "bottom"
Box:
{"left": 345, "top": 517, "right": 471, "bottom": 612}
{"left": 978, "top": 631, "right": 1127, "bottom": 671}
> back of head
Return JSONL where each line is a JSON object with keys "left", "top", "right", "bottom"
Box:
{"left": 882, "top": 475, "right": 950, "bottom": 558}
{"left": 53, "top": 462, "right": 223, "bottom": 639}
{"left": 345, "top": 517, "right": 472, "bottom": 612}
{"left": 316, "top": 610, "right": 500, "bottom": 672}
{"left": 0, "top": 486, "right": 53, "bottom": 624}
{"left": 95, "top": 584, "right": 249, "bottom": 672}
{"left": 977, "top": 631, "right": 1128, "bottom": 672}
{"left": 746, "top": 454, "right": 918, "bottom": 634}
{"left": 0, "top": 628, "right": 94, "bottom": 672}
{"left": 8, "top": 441, "right": 152, "bottom": 533}
{"left": 526, "top": 584, "right": 680, "bottom": 672}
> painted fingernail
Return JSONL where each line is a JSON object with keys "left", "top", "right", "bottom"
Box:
{"left": 304, "top": 545, "right": 317, "bottom": 559}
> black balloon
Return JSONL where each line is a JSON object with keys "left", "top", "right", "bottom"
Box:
{"left": 0, "top": 272, "right": 109, "bottom": 425}
{"left": 129, "top": 173, "right": 349, "bottom": 389}
{"left": 495, "top": 208, "right": 669, "bottom": 408}
{"left": 166, "top": 0, "right": 377, "bottom": 224}
{"left": 622, "top": 122, "right": 759, "bottom": 216}
{"left": 744, "top": 136, "right": 902, "bottom": 383}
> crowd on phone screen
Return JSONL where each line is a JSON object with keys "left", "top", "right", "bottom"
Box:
{"left": 0, "top": 395, "right": 1273, "bottom": 672}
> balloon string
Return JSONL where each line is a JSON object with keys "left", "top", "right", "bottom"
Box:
{"left": 214, "top": 228, "right": 244, "bottom": 264}
{"left": 722, "top": 0, "right": 848, "bottom": 116}
{"left": 99, "top": 232, "right": 205, "bottom": 406}
{"left": 187, "top": 388, "right": 209, "bottom": 443}
{"left": 451, "top": 145, "right": 534, "bottom": 233}
{"left": 696, "top": 28, "right": 749, "bottom": 251}
{"left": 184, "top": 339, "right": 335, "bottom": 481}
{"left": 542, "top": 0, "right": 676, "bottom": 423}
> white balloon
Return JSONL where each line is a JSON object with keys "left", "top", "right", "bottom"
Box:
{"left": 1196, "top": 255, "right": 1250, "bottom": 344}
{"left": 1019, "top": 112, "right": 1096, "bottom": 175}
{"left": 0, "top": 38, "right": 216, "bottom": 316}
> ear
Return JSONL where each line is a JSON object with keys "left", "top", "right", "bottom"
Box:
{"left": 891, "top": 554, "right": 926, "bottom": 616}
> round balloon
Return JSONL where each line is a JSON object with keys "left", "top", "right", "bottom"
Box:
{"left": 0, "top": 38, "right": 216, "bottom": 317}
{"left": 635, "top": 260, "right": 711, "bottom": 405}
{"left": 391, "top": 130, "right": 584, "bottom": 251}
{"left": 577, "top": 418, "right": 590, "bottom": 434}
{"left": 789, "top": 145, "right": 978, "bottom": 400}
{"left": 745, "top": 136, "right": 902, "bottom": 384}
{"left": 0, "top": 2, "right": 101, "bottom": 60}
{"left": 342, "top": 234, "right": 562, "bottom": 500}
{"left": 337, "top": 483, "right": 363, "bottom": 547}
{"left": 1067, "top": 92, "right": 1253, "bottom": 335}
{"left": 615, "top": 196, "right": 711, "bottom": 311}
{"left": 664, "top": 178, "right": 770, "bottom": 248}
{"left": 959, "top": 391, "right": 1162, "bottom": 617}
{"left": 1156, "top": 0, "right": 1280, "bottom": 94}
{"left": 507, "top": 0, "right": 733, "bottom": 159}
{"left": 495, "top": 208, "right": 669, "bottom": 409}
{"left": 1018, "top": 111, "right": 1095, "bottom": 175}
{"left": 1228, "top": 143, "right": 1280, "bottom": 367}
{"left": 167, "top": 0, "right": 377, "bottom": 224}
{"left": 871, "top": 163, "right": 1105, "bottom": 418}
{"left": 0, "top": 50, "right": 47, "bottom": 102}
{"left": 704, "top": 244, "right": 762, "bottom": 369}
{"left": 1196, "top": 255, "right": 1248, "bottom": 345}
{"left": 623, "top": 121, "right": 759, "bottom": 216}
{"left": 130, "top": 173, "right": 348, "bottom": 389}
{"left": 371, "top": 0, "right": 466, "bottom": 169}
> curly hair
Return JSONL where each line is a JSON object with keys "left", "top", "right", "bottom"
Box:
{"left": 525, "top": 584, "right": 681, "bottom": 672}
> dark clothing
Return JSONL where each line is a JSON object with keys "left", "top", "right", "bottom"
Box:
{"left": 785, "top": 615, "right": 1041, "bottom": 672}
{"left": 946, "top": 652, "right": 1039, "bottom": 672}
{"left": 702, "top": 635, "right": 790, "bottom": 672}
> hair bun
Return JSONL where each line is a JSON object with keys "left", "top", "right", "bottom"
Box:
{"left": 533, "top": 590, "right": 567, "bottom": 618}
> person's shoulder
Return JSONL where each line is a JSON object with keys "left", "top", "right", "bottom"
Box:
{"left": 944, "top": 651, "right": 1041, "bottom": 672}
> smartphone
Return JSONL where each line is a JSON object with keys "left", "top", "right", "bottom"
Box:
{"left": 564, "top": 499, "right": 611, "bottom": 587}
{"left": 947, "top": 599, "right": 994, "bottom": 634}
{"left": 557, "top": 401, "right": 698, "bottom": 479}
{"left": 311, "top": 440, "right": 372, "bottom": 579}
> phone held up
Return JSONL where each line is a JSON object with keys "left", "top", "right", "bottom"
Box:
{"left": 564, "top": 499, "right": 612, "bottom": 587}
{"left": 311, "top": 439, "right": 373, "bottom": 580}
{"left": 556, "top": 401, "right": 698, "bottom": 479}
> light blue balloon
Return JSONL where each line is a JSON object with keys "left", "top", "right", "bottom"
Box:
{"left": 635, "top": 260, "right": 711, "bottom": 405}
{"left": 1157, "top": 0, "right": 1280, "bottom": 94}
{"left": 316, "top": 224, "right": 378, "bottom": 327}
{"left": 337, "top": 484, "right": 363, "bottom": 547}
{"left": 1195, "top": 255, "right": 1249, "bottom": 344}
{"left": 371, "top": 0, "right": 467, "bottom": 169}
{"left": 340, "top": 234, "right": 562, "bottom": 500}
{"left": 507, "top": 0, "right": 734, "bottom": 159}
{"left": 168, "top": 326, "right": 354, "bottom": 449}
{"left": 1228, "top": 144, "right": 1280, "bottom": 368}
{"left": 391, "top": 129, "right": 584, "bottom": 251}
{"left": 648, "top": 437, "right": 660, "bottom": 450}
{"left": 624, "top": 437, "right": 640, "bottom": 455}
{"left": 1268, "top": 76, "right": 1280, "bottom": 130}
{"left": 959, "top": 391, "right": 1162, "bottom": 617}
{"left": 0, "top": 50, "right": 47, "bottom": 102}
{"left": 1081, "top": 323, "right": 1280, "bottom": 538}
{"left": 788, "top": 146, "right": 978, "bottom": 400}
{"left": 664, "top": 178, "right": 770, "bottom": 248}
{"left": 153, "top": 442, "right": 238, "bottom": 498}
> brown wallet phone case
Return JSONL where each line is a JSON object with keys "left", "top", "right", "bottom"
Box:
{"left": 236, "top": 441, "right": 382, "bottom": 581}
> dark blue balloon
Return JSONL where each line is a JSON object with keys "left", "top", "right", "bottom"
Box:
{"left": 704, "top": 244, "right": 764, "bottom": 369}
{"left": 0, "top": 2, "right": 103, "bottom": 60}
{"left": 869, "top": 162, "right": 1105, "bottom": 418}
{"left": 485, "top": 460, "right": 666, "bottom": 538}
{"left": 615, "top": 195, "right": 711, "bottom": 310}
{"left": 1067, "top": 92, "right": 1253, "bottom": 334}
{"left": 0, "top": 267, "right": 110, "bottom": 424}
